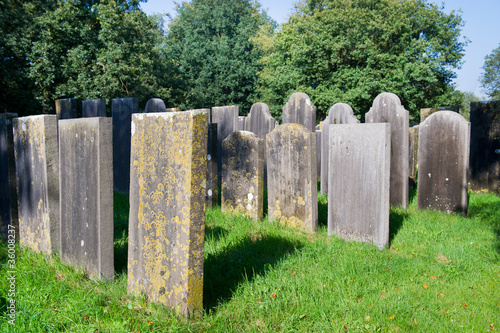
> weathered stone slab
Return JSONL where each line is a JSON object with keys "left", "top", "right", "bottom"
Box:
{"left": 128, "top": 111, "right": 208, "bottom": 317}
{"left": 82, "top": 98, "right": 107, "bottom": 117}
{"left": 417, "top": 111, "right": 470, "bottom": 215}
{"left": 166, "top": 107, "right": 180, "bottom": 112}
{"left": 59, "top": 118, "right": 114, "bottom": 280}
{"left": 238, "top": 116, "right": 247, "bottom": 131}
{"left": 0, "top": 113, "right": 18, "bottom": 240}
{"left": 328, "top": 124, "right": 390, "bottom": 249}
{"left": 13, "top": 115, "right": 59, "bottom": 254}
{"left": 55, "top": 98, "right": 78, "bottom": 120}
{"left": 211, "top": 106, "right": 238, "bottom": 184}
{"left": 320, "top": 103, "right": 359, "bottom": 194}
{"left": 366, "top": 92, "right": 409, "bottom": 208}
{"left": 469, "top": 100, "right": 500, "bottom": 193}
{"left": 420, "top": 106, "right": 458, "bottom": 123}
{"left": 222, "top": 131, "right": 264, "bottom": 221}
{"left": 112, "top": 97, "right": 138, "bottom": 193}
{"left": 409, "top": 125, "right": 419, "bottom": 181}
{"left": 282, "top": 92, "right": 316, "bottom": 132}
{"left": 316, "top": 130, "right": 322, "bottom": 182}
{"left": 145, "top": 98, "right": 167, "bottom": 113}
{"left": 267, "top": 124, "right": 318, "bottom": 232}
{"left": 206, "top": 123, "right": 218, "bottom": 208}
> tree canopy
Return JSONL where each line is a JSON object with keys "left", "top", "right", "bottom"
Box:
{"left": 480, "top": 43, "right": 500, "bottom": 101}
{"left": 257, "top": 0, "right": 467, "bottom": 122}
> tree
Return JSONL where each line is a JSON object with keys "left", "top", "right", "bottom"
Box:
{"left": 165, "top": 0, "right": 275, "bottom": 113}
{"left": 480, "top": 43, "right": 500, "bottom": 101}
{"left": 258, "top": 0, "right": 467, "bottom": 122}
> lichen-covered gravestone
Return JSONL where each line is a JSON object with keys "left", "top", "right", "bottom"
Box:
{"left": 282, "top": 92, "right": 316, "bottom": 132}
{"left": 13, "top": 115, "right": 59, "bottom": 254}
{"left": 222, "top": 131, "right": 264, "bottom": 221}
{"left": 128, "top": 111, "right": 208, "bottom": 317}
{"left": 112, "top": 97, "right": 138, "bottom": 193}
{"left": 145, "top": 98, "right": 167, "bottom": 113}
{"left": 82, "top": 98, "right": 106, "bottom": 117}
{"left": 366, "top": 92, "right": 409, "bottom": 208}
{"left": 59, "top": 118, "right": 114, "bottom": 280}
{"left": 320, "top": 103, "right": 359, "bottom": 194}
{"left": 211, "top": 106, "right": 238, "bottom": 185}
{"left": 55, "top": 98, "right": 78, "bottom": 120}
{"left": 417, "top": 111, "right": 470, "bottom": 216}
{"left": 267, "top": 124, "right": 318, "bottom": 232}
{"left": 328, "top": 124, "right": 391, "bottom": 249}
{"left": 469, "top": 100, "right": 500, "bottom": 193}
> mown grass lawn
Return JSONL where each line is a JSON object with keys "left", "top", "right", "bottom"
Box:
{"left": 0, "top": 189, "right": 499, "bottom": 332}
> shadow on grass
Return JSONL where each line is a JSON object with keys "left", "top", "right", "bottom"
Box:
{"left": 467, "top": 193, "right": 500, "bottom": 254}
{"left": 389, "top": 209, "right": 407, "bottom": 245}
{"left": 203, "top": 228, "right": 303, "bottom": 312}
{"left": 114, "top": 191, "right": 129, "bottom": 274}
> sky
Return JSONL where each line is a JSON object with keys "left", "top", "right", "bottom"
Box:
{"left": 140, "top": 0, "right": 500, "bottom": 98}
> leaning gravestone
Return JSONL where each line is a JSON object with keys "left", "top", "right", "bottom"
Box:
{"left": 128, "top": 111, "right": 207, "bottom": 317}
{"left": 55, "top": 98, "right": 78, "bottom": 120}
{"left": 320, "top": 103, "right": 359, "bottom": 194}
{"left": 222, "top": 131, "right": 264, "bottom": 221}
{"left": 206, "top": 123, "right": 218, "bottom": 208}
{"left": 82, "top": 98, "right": 107, "bottom": 117}
{"left": 282, "top": 92, "right": 317, "bottom": 132}
{"left": 59, "top": 118, "right": 114, "bottom": 280}
{"left": 211, "top": 106, "right": 238, "bottom": 185}
{"left": 13, "top": 115, "right": 59, "bottom": 254}
{"left": 267, "top": 124, "right": 318, "bottom": 232}
{"left": 417, "top": 111, "right": 470, "bottom": 216}
{"left": 145, "top": 98, "right": 167, "bottom": 113}
{"left": 112, "top": 97, "right": 138, "bottom": 193}
{"left": 366, "top": 92, "right": 409, "bottom": 208}
{"left": 328, "top": 123, "right": 390, "bottom": 249}
{"left": 469, "top": 100, "right": 500, "bottom": 193}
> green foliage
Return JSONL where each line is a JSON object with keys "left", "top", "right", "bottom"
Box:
{"left": 480, "top": 43, "right": 500, "bottom": 101}
{"left": 258, "top": 0, "right": 467, "bottom": 122}
{"left": 165, "top": 0, "right": 275, "bottom": 113}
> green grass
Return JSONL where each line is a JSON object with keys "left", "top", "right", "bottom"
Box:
{"left": 0, "top": 189, "right": 499, "bottom": 332}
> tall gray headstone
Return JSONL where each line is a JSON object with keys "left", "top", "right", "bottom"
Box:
{"left": 469, "top": 100, "right": 500, "bottom": 193}
{"left": 282, "top": 92, "right": 317, "bottom": 132}
{"left": 144, "top": 98, "right": 167, "bottom": 113}
{"left": 55, "top": 98, "right": 78, "bottom": 120}
{"left": 13, "top": 115, "right": 59, "bottom": 254}
{"left": 238, "top": 116, "right": 247, "bottom": 131}
{"left": 267, "top": 123, "right": 318, "bottom": 232}
{"left": 417, "top": 111, "right": 470, "bottom": 216}
{"left": 112, "top": 97, "right": 138, "bottom": 193}
{"left": 320, "top": 103, "right": 359, "bottom": 194}
{"left": 328, "top": 123, "right": 391, "bottom": 249}
{"left": 409, "top": 125, "right": 419, "bottom": 182}
{"left": 206, "top": 123, "right": 218, "bottom": 208}
{"left": 0, "top": 113, "right": 18, "bottom": 240}
{"left": 211, "top": 105, "right": 238, "bottom": 184}
{"left": 82, "top": 98, "right": 107, "bottom": 118}
{"left": 222, "top": 131, "right": 264, "bottom": 221}
{"left": 366, "top": 92, "right": 409, "bottom": 208}
{"left": 59, "top": 117, "right": 114, "bottom": 280}
{"left": 316, "top": 130, "right": 322, "bottom": 182}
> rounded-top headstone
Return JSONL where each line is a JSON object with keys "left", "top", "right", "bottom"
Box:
{"left": 144, "top": 98, "right": 167, "bottom": 113}
{"left": 282, "top": 92, "right": 316, "bottom": 132}
{"left": 327, "top": 103, "right": 359, "bottom": 124}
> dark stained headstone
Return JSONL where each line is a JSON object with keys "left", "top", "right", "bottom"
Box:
{"left": 328, "top": 123, "right": 390, "bottom": 249}
{"left": 55, "top": 98, "right": 78, "bottom": 120}
{"left": 366, "top": 92, "right": 409, "bottom": 208}
{"left": 59, "top": 118, "right": 114, "bottom": 280}
{"left": 206, "top": 123, "right": 218, "bottom": 208}
{"left": 128, "top": 111, "right": 208, "bottom": 317}
{"left": 320, "top": 103, "right": 359, "bottom": 194}
{"left": 82, "top": 98, "right": 107, "bottom": 118}
{"left": 0, "top": 113, "right": 18, "bottom": 240}
{"left": 112, "top": 97, "right": 138, "bottom": 193}
{"left": 282, "top": 92, "right": 317, "bottom": 132}
{"left": 469, "top": 100, "right": 500, "bottom": 193}
{"left": 420, "top": 106, "right": 459, "bottom": 123}
{"left": 13, "top": 115, "right": 59, "bottom": 254}
{"left": 221, "top": 131, "right": 264, "bottom": 221}
{"left": 417, "top": 111, "right": 470, "bottom": 216}
{"left": 267, "top": 124, "right": 318, "bottom": 232}
{"left": 211, "top": 106, "right": 238, "bottom": 185}
{"left": 409, "top": 125, "right": 419, "bottom": 181}
{"left": 144, "top": 98, "right": 167, "bottom": 113}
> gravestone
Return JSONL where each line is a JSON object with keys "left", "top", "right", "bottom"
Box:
{"left": 55, "top": 98, "right": 78, "bottom": 120}
{"left": 469, "top": 100, "right": 500, "bottom": 193}
{"left": 320, "top": 103, "right": 359, "bottom": 194}
{"left": 316, "top": 130, "right": 322, "bottom": 182}
{"left": 420, "top": 106, "right": 459, "bottom": 123}
{"left": 282, "top": 92, "right": 316, "bottom": 132}
{"left": 13, "top": 115, "right": 59, "bottom": 254}
{"left": 211, "top": 106, "right": 238, "bottom": 185}
{"left": 166, "top": 107, "right": 180, "bottom": 112}
{"left": 409, "top": 125, "right": 419, "bottom": 182}
{"left": 238, "top": 116, "right": 247, "bottom": 131}
{"left": 145, "top": 98, "right": 167, "bottom": 113}
{"left": 417, "top": 111, "right": 470, "bottom": 215}
{"left": 59, "top": 118, "right": 114, "bottom": 280}
{"left": 0, "top": 113, "right": 18, "bottom": 240}
{"left": 206, "top": 123, "right": 218, "bottom": 208}
{"left": 128, "top": 111, "right": 208, "bottom": 317}
{"left": 267, "top": 124, "right": 318, "bottom": 232}
{"left": 366, "top": 92, "right": 409, "bottom": 208}
{"left": 328, "top": 123, "right": 390, "bottom": 249}
{"left": 221, "top": 131, "right": 264, "bottom": 221}
{"left": 112, "top": 97, "right": 138, "bottom": 193}
{"left": 82, "top": 98, "right": 107, "bottom": 117}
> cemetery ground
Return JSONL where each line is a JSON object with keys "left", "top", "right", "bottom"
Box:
{"left": 0, "top": 188, "right": 499, "bottom": 332}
